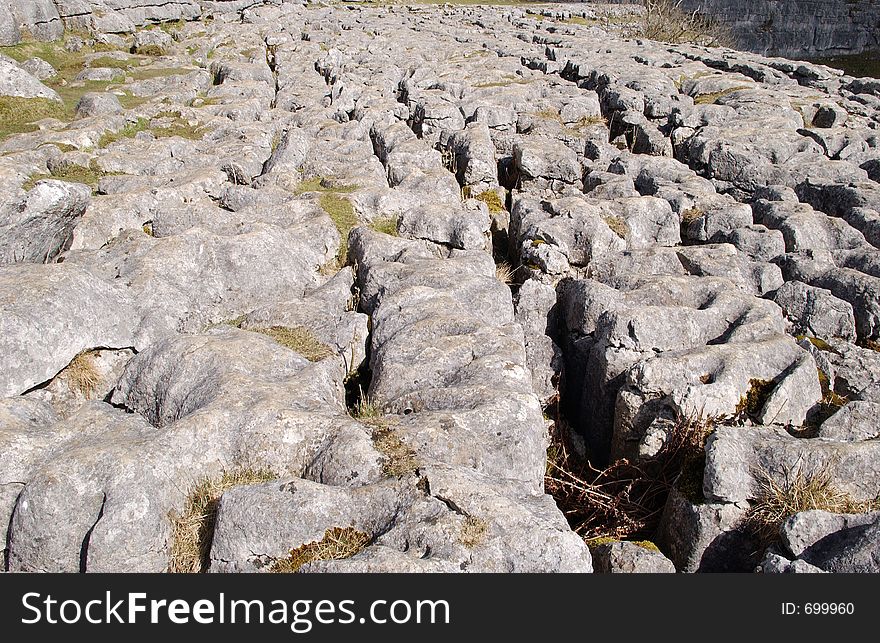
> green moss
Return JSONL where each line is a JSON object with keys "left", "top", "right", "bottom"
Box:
{"left": 320, "top": 193, "right": 357, "bottom": 263}
{"left": 795, "top": 334, "right": 840, "bottom": 354}
{"left": 98, "top": 117, "right": 150, "bottom": 148}
{"left": 1, "top": 38, "right": 84, "bottom": 73}
{"left": 585, "top": 536, "right": 619, "bottom": 548}
{"left": 152, "top": 119, "right": 207, "bottom": 140}
{"left": 224, "top": 314, "right": 247, "bottom": 328}
{"left": 117, "top": 92, "right": 149, "bottom": 110}
{"left": 145, "top": 110, "right": 207, "bottom": 140}
{"left": 474, "top": 190, "right": 505, "bottom": 213}
{"left": 563, "top": 16, "right": 598, "bottom": 26}
{"left": 369, "top": 216, "right": 399, "bottom": 236}
{"left": 44, "top": 142, "right": 77, "bottom": 153}
{"left": 0, "top": 37, "right": 135, "bottom": 129}
{"left": 158, "top": 19, "right": 187, "bottom": 35}
{"left": 630, "top": 540, "right": 660, "bottom": 553}
{"left": 565, "top": 115, "right": 607, "bottom": 136}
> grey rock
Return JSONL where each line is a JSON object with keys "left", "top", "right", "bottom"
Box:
{"left": 818, "top": 401, "right": 880, "bottom": 442}
{"left": 515, "top": 278, "right": 562, "bottom": 404}
{"left": 704, "top": 425, "right": 880, "bottom": 504}
{"left": 131, "top": 29, "right": 174, "bottom": 56}
{"left": 19, "top": 57, "right": 55, "bottom": 81}
{"left": 716, "top": 224, "right": 785, "bottom": 262}
{"left": 656, "top": 487, "right": 753, "bottom": 573}
{"left": 590, "top": 541, "right": 676, "bottom": 573}
{"left": 773, "top": 280, "right": 857, "bottom": 341}
{"left": 0, "top": 179, "right": 90, "bottom": 264}
{"left": 782, "top": 511, "right": 880, "bottom": 573}
{"left": 782, "top": 510, "right": 880, "bottom": 559}
{"left": 514, "top": 138, "right": 581, "bottom": 189}
{"left": 75, "top": 92, "right": 123, "bottom": 119}
{"left": 0, "top": 58, "right": 60, "bottom": 100}
{"left": 445, "top": 122, "right": 498, "bottom": 192}
{"left": 0, "top": 263, "right": 140, "bottom": 397}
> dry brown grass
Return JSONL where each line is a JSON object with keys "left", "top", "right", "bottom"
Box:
{"left": 371, "top": 425, "right": 419, "bottom": 477}
{"left": 811, "top": 369, "right": 848, "bottom": 427}
{"left": 251, "top": 326, "right": 333, "bottom": 362}
{"left": 270, "top": 526, "right": 370, "bottom": 573}
{"left": 459, "top": 516, "right": 489, "bottom": 548}
{"left": 64, "top": 350, "right": 102, "bottom": 398}
{"left": 495, "top": 262, "right": 515, "bottom": 285}
{"left": 545, "top": 412, "right": 714, "bottom": 541}
{"left": 734, "top": 378, "right": 776, "bottom": 421}
{"left": 680, "top": 206, "right": 705, "bottom": 223}
{"left": 168, "top": 467, "right": 276, "bottom": 573}
{"left": 602, "top": 215, "right": 629, "bottom": 239}
{"left": 746, "top": 464, "right": 879, "bottom": 544}
{"left": 351, "top": 392, "right": 418, "bottom": 476}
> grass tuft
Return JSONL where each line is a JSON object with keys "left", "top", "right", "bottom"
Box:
{"left": 23, "top": 159, "right": 116, "bottom": 192}
{"left": 294, "top": 176, "right": 358, "bottom": 195}
{"left": 746, "top": 464, "right": 879, "bottom": 545}
{"left": 495, "top": 262, "right": 515, "bottom": 285}
{"left": 270, "top": 527, "right": 370, "bottom": 573}
{"left": 64, "top": 350, "right": 102, "bottom": 398}
{"left": 168, "top": 467, "right": 276, "bottom": 573}
{"left": 693, "top": 87, "right": 751, "bottom": 105}
{"left": 371, "top": 424, "right": 418, "bottom": 477}
{"left": 250, "top": 326, "right": 333, "bottom": 362}
{"left": 133, "top": 44, "right": 167, "bottom": 58}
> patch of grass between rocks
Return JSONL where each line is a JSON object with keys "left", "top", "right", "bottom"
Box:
{"left": 168, "top": 467, "right": 277, "bottom": 573}
{"left": 270, "top": 527, "right": 370, "bottom": 573}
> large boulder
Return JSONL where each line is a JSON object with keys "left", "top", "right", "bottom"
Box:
{"left": 0, "top": 263, "right": 140, "bottom": 397}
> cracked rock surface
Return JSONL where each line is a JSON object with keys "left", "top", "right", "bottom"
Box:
{"left": 1, "top": 3, "right": 879, "bottom": 573}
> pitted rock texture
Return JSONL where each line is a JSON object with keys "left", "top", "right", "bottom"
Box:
{"left": 1, "top": 3, "right": 879, "bottom": 574}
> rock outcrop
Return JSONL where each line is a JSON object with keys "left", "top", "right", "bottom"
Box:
{"left": 1, "top": 2, "right": 878, "bottom": 574}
